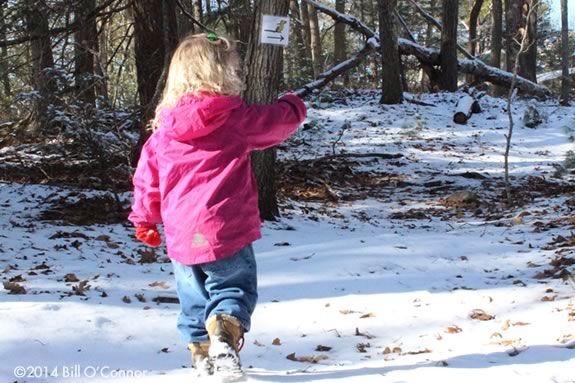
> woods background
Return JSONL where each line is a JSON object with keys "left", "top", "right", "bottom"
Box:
{"left": 0, "top": 0, "right": 573, "bottom": 217}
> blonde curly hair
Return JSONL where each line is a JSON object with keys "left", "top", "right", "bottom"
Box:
{"left": 151, "top": 33, "right": 241, "bottom": 129}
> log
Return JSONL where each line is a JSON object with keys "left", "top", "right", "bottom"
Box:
{"left": 453, "top": 95, "right": 480, "bottom": 124}
{"left": 301, "top": 0, "right": 553, "bottom": 99}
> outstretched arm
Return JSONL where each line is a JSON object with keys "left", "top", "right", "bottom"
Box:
{"left": 242, "top": 94, "right": 307, "bottom": 151}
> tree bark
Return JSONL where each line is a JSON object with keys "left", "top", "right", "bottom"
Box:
{"left": 25, "top": 0, "right": 55, "bottom": 133}
{"left": 74, "top": 0, "right": 98, "bottom": 105}
{"left": 491, "top": 0, "right": 503, "bottom": 68}
{"left": 193, "top": 0, "right": 203, "bottom": 23}
{"left": 469, "top": 0, "right": 484, "bottom": 57}
{"left": 300, "top": 0, "right": 312, "bottom": 60}
{"left": 177, "top": 0, "right": 195, "bottom": 36}
{"left": 290, "top": 0, "right": 311, "bottom": 81}
{"left": 505, "top": 0, "right": 521, "bottom": 72}
{"left": 308, "top": 3, "right": 323, "bottom": 78}
{"left": 440, "top": 0, "right": 459, "bottom": 91}
{"left": 95, "top": 14, "right": 108, "bottom": 104}
{"left": 0, "top": 0, "right": 11, "bottom": 97}
{"left": 132, "top": 0, "right": 165, "bottom": 109}
{"left": 518, "top": 0, "right": 537, "bottom": 82}
{"left": 242, "top": 0, "right": 290, "bottom": 220}
{"left": 379, "top": 0, "right": 403, "bottom": 103}
{"left": 560, "top": 0, "right": 570, "bottom": 105}
{"left": 334, "top": 0, "right": 348, "bottom": 86}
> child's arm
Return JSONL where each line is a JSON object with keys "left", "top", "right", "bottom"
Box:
{"left": 241, "top": 93, "right": 307, "bottom": 150}
{"left": 128, "top": 135, "right": 162, "bottom": 229}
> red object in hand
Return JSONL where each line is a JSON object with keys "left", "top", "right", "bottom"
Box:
{"left": 135, "top": 225, "right": 161, "bottom": 247}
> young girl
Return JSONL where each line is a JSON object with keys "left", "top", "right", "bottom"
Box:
{"left": 128, "top": 33, "right": 306, "bottom": 380}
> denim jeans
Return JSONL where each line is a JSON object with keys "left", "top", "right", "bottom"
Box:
{"left": 171, "top": 244, "right": 258, "bottom": 344}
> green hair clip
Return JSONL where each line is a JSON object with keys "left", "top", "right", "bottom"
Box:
{"left": 206, "top": 32, "right": 218, "bottom": 42}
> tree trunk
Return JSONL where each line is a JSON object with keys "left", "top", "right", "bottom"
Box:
{"left": 308, "top": 3, "right": 323, "bottom": 78}
{"left": 334, "top": 0, "right": 348, "bottom": 86}
{"left": 560, "top": 0, "right": 570, "bottom": 105}
{"left": 440, "top": 0, "right": 459, "bottom": 91}
{"left": 242, "top": 0, "right": 290, "bottom": 220}
{"left": 193, "top": 0, "right": 203, "bottom": 23}
{"left": 24, "top": 0, "right": 55, "bottom": 133}
{"left": 132, "top": 0, "right": 165, "bottom": 109}
{"left": 132, "top": 0, "right": 178, "bottom": 163}
{"left": 469, "top": 0, "right": 484, "bottom": 57}
{"left": 300, "top": 0, "right": 312, "bottom": 65}
{"left": 379, "top": 0, "right": 403, "bottom": 103}
{"left": 95, "top": 15, "right": 108, "bottom": 104}
{"left": 0, "top": 1, "right": 11, "bottom": 97}
{"left": 491, "top": 0, "right": 503, "bottom": 68}
{"left": 290, "top": 0, "right": 311, "bottom": 81}
{"left": 505, "top": 0, "right": 521, "bottom": 72}
{"left": 177, "top": 0, "right": 195, "bottom": 36}
{"left": 518, "top": 0, "right": 537, "bottom": 82}
{"left": 74, "top": 0, "right": 98, "bottom": 105}
{"left": 366, "top": 0, "right": 378, "bottom": 85}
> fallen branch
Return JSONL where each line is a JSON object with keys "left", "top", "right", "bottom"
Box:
{"left": 302, "top": 0, "right": 552, "bottom": 98}
{"left": 405, "top": 0, "right": 473, "bottom": 59}
{"left": 294, "top": 44, "right": 375, "bottom": 98}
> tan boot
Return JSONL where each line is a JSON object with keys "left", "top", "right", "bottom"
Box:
{"left": 206, "top": 314, "right": 245, "bottom": 380}
{"left": 188, "top": 342, "right": 212, "bottom": 377}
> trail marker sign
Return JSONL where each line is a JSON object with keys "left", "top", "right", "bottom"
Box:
{"left": 261, "top": 15, "right": 290, "bottom": 46}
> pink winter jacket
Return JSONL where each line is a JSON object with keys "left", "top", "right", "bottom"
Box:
{"left": 128, "top": 93, "right": 307, "bottom": 265}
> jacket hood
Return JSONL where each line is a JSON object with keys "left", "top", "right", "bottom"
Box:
{"left": 161, "top": 94, "right": 243, "bottom": 141}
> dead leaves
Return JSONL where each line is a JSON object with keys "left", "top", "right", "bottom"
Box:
{"left": 148, "top": 281, "right": 170, "bottom": 289}
{"left": 3, "top": 281, "right": 26, "bottom": 294}
{"left": 469, "top": 309, "right": 495, "bottom": 321}
{"left": 445, "top": 325, "right": 463, "bottom": 334}
{"left": 286, "top": 353, "right": 328, "bottom": 364}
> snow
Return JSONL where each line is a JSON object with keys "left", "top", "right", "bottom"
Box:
{"left": 1, "top": 91, "right": 575, "bottom": 383}
{"left": 537, "top": 68, "right": 575, "bottom": 83}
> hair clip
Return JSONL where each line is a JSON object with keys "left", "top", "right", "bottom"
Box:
{"left": 207, "top": 32, "right": 218, "bottom": 42}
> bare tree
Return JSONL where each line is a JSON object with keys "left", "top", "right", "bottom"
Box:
{"left": 334, "top": 0, "right": 347, "bottom": 86}
{"left": 440, "top": 0, "right": 459, "bottom": 91}
{"left": 24, "top": 0, "right": 56, "bottom": 132}
{"left": 242, "top": 0, "right": 290, "bottom": 220}
{"left": 491, "top": 0, "right": 503, "bottom": 68}
{"left": 504, "top": 2, "right": 537, "bottom": 205}
{"left": 560, "top": 0, "right": 570, "bottom": 105}
{"left": 469, "top": 0, "right": 484, "bottom": 57}
{"left": 74, "top": 0, "right": 98, "bottom": 105}
{"left": 379, "top": 0, "right": 403, "bottom": 103}
{"left": 308, "top": 2, "right": 323, "bottom": 77}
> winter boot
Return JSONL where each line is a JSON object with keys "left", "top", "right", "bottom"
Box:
{"left": 206, "top": 314, "right": 245, "bottom": 381}
{"left": 188, "top": 342, "right": 213, "bottom": 377}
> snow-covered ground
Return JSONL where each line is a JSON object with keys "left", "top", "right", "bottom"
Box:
{"left": 1, "top": 91, "right": 574, "bottom": 383}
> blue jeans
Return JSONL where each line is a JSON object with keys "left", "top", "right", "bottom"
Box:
{"left": 171, "top": 244, "right": 258, "bottom": 344}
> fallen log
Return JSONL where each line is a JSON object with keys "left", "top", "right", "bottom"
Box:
{"left": 453, "top": 94, "right": 480, "bottom": 124}
{"left": 300, "top": 0, "right": 553, "bottom": 99}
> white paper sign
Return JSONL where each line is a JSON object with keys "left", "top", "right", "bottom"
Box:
{"left": 260, "top": 15, "right": 290, "bottom": 46}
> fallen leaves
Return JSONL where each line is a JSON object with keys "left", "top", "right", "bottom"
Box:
{"left": 148, "top": 281, "right": 170, "bottom": 289}
{"left": 445, "top": 325, "right": 462, "bottom": 334}
{"left": 3, "top": 281, "right": 26, "bottom": 294}
{"left": 469, "top": 309, "right": 494, "bottom": 321}
{"left": 64, "top": 273, "right": 80, "bottom": 282}
{"left": 71, "top": 280, "right": 90, "bottom": 296}
{"left": 286, "top": 353, "right": 328, "bottom": 364}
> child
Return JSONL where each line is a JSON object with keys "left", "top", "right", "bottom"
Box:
{"left": 128, "top": 33, "right": 306, "bottom": 380}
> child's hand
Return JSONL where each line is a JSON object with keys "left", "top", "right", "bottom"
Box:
{"left": 135, "top": 225, "right": 161, "bottom": 247}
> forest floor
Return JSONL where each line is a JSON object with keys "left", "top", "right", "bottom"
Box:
{"left": 1, "top": 90, "right": 574, "bottom": 383}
